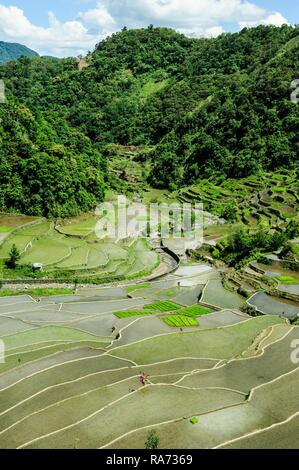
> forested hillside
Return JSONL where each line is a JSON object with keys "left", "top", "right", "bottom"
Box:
{"left": 0, "top": 25, "right": 298, "bottom": 216}
{"left": 0, "top": 41, "right": 38, "bottom": 64}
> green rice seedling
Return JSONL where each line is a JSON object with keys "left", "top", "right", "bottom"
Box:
{"left": 144, "top": 301, "right": 182, "bottom": 312}
{"left": 114, "top": 310, "right": 156, "bottom": 319}
{"left": 178, "top": 306, "right": 212, "bottom": 317}
{"left": 162, "top": 316, "right": 199, "bottom": 328}
{"left": 276, "top": 276, "right": 298, "bottom": 285}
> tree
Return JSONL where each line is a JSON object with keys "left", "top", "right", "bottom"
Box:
{"left": 6, "top": 244, "right": 21, "bottom": 269}
{"left": 0, "top": 24, "right": 298, "bottom": 213}
{"left": 221, "top": 202, "right": 238, "bottom": 222}
{"left": 287, "top": 220, "right": 299, "bottom": 239}
{"left": 145, "top": 430, "right": 160, "bottom": 450}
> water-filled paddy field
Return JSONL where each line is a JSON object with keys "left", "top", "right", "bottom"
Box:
{"left": 248, "top": 292, "right": 299, "bottom": 320}
{"left": 0, "top": 209, "right": 298, "bottom": 448}
{"left": 0, "top": 263, "right": 298, "bottom": 449}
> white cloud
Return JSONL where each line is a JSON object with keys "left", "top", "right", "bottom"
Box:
{"left": 263, "top": 12, "right": 288, "bottom": 27}
{"left": 0, "top": 1, "right": 290, "bottom": 57}
{"left": 178, "top": 25, "right": 225, "bottom": 38}
{"left": 100, "top": 0, "right": 287, "bottom": 30}
{"left": 0, "top": 5, "right": 101, "bottom": 56}
{"left": 206, "top": 26, "right": 226, "bottom": 37}
{"left": 239, "top": 11, "right": 288, "bottom": 29}
{"left": 78, "top": 3, "right": 116, "bottom": 30}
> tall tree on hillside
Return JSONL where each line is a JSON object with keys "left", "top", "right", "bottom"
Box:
{"left": 6, "top": 244, "right": 21, "bottom": 269}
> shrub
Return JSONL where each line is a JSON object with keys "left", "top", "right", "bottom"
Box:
{"left": 145, "top": 430, "right": 160, "bottom": 450}
{"left": 221, "top": 228, "right": 288, "bottom": 266}
{"left": 190, "top": 417, "right": 199, "bottom": 424}
{"left": 220, "top": 202, "right": 239, "bottom": 222}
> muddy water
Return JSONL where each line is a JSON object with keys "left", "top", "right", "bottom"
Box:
{"left": 248, "top": 292, "right": 299, "bottom": 320}
{"left": 278, "top": 284, "right": 299, "bottom": 295}
{"left": 254, "top": 262, "right": 299, "bottom": 283}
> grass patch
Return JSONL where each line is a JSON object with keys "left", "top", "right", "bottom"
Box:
{"left": 162, "top": 315, "right": 199, "bottom": 328}
{"left": 114, "top": 310, "right": 156, "bottom": 319}
{"left": 140, "top": 79, "right": 168, "bottom": 98}
{"left": 178, "top": 305, "right": 212, "bottom": 317}
{"left": 20, "top": 237, "right": 71, "bottom": 266}
{"left": 290, "top": 244, "right": 299, "bottom": 256}
{"left": 126, "top": 283, "right": 151, "bottom": 294}
{"left": 56, "top": 246, "right": 89, "bottom": 269}
{"left": 0, "top": 215, "right": 41, "bottom": 230}
{"left": 144, "top": 301, "right": 182, "bottom": 312}
{"left": 276, "top": 276, "right": 298, "bottom": 285}
{"left": 0, "top": 235, "right": 33, "bottom": 258}
{"left": 0, "top": 288, "right": 73, "bottom": 299}
{"left": 272, "top": 186, "right": 286, "bottom": 193}
{"left": 58, "top": 215, "right": 97, "bottom": 237}
{"left": 164, "top": 289, "right": 176, "bottom": 297}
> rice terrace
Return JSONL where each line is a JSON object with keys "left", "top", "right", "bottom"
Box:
{"left": 0, "top": 192, "right": 298, "bottom": 449}
{"left": 0, "top": 14, "right": 299, "bottom": 453}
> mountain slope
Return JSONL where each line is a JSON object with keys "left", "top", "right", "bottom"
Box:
{"left": 0, "top": 41, "right": 38, "bottom": 64}
{"left": 0, "top": 25, "right": 298, "bottom": 216}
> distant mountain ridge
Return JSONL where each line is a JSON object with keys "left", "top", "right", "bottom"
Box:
{"left": 0, "top": 41, "right": 38, "bottom": 64}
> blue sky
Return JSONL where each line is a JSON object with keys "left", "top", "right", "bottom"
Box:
{"left": 0, "top": 1, "right": 297, "bottom": 56}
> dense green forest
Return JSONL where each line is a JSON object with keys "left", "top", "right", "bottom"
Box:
{"left": 0, "top": 25, "right": 298, "bottom": 216}
{"left": 0, "top": 41, "right": 38, "bottom": 64}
